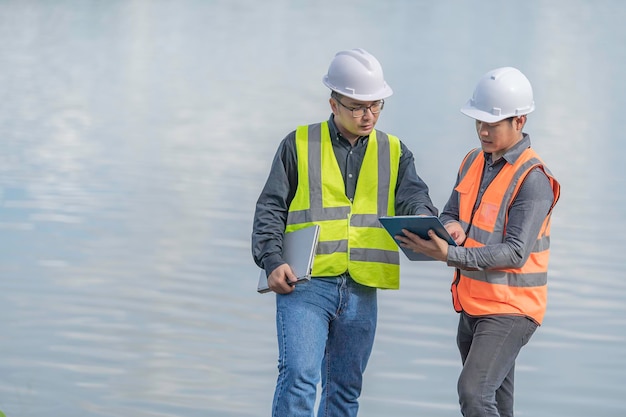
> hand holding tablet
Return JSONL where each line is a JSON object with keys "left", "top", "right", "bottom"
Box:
{"left": 379, "top": 215, "right": 457, "bottom": 261}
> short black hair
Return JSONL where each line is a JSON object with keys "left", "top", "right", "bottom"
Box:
{"left": 506, "top": 115, "right": 527, "bottom": 124}
{"left": 330, "top": 91, "right": 345, "bottom": 100}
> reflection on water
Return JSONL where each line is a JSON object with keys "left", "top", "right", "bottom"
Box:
{"left": 1, "top": 1, "right": 625, "bottom": 416}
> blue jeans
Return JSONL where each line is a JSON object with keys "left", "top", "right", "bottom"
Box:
{"left": 272, "top": 274, "right": 377, "bottom": 417}
{"left": 456, "top": 312, "right": 538, "bottom": 417}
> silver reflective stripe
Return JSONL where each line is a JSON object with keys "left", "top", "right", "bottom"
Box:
{"left": 533, "top": 235, "right": 550, "bottom": 252}
{"left": 375, "top": 131, "right": 391, "bottom": 215}
{"left": 463, "top": 269, "right": 547, "bottom": 287}
{"left": 288, "top": 206, "right": 350, "bottom": 224}
{"left": 307, "top": 123, "right": 323, "bottom": 210}
{"left": 351, "top": 248, "right": 399, "bottom": 264}
{"left": 493, "top": 158, "right": 542, "bottom": 232}
{"left": 351, "top": 213, "right": 381, "bottom": 227}
{"left": 459, "top": 149, "right": 481, "bottom": 177}
{"left": 468, "top": 227, "right": 550, "bottom": 254}
{"left": 467, "top": 226, "right": 492, "bottom": 245}
{"left": 317, "top": 239, "right": 348, "bottom": 255}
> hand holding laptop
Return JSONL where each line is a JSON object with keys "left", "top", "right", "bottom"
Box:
{"left": 257, "top": 225, "right": 320, "bottom": 294}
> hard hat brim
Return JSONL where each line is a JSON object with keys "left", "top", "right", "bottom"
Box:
{"left": 460, "top": 100, "right": 509, "bottom": 123}
{"left": 323, "top": 76, "right": 393, "bottom": 101}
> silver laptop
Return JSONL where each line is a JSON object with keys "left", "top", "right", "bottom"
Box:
{"left": 257, "top": 224, "right": 320, "bottom": 293}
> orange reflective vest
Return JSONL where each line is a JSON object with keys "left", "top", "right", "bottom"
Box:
{"left": 451, "top": 147, "right": 560, "bottom": 324}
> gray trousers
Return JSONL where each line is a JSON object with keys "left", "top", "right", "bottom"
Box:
{"left": 456, "top": 312, "right": 538, "bottom": 417}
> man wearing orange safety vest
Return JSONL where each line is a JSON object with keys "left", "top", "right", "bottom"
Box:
{"left": 397, "top": 67, "right": 560, "bottom": 417}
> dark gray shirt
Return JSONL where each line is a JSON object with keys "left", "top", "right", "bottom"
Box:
{"left": 252, "top": 115, "right": 438, "bottom": 275}
{"left": 440, "top": 134, "right": 555, "bottom": 270}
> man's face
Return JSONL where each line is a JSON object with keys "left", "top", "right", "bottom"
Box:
{"left": 331, "top": 95, "right": 383, "bottom": 139}
{"left": 474, "top": 116, "right": 524, "bottom": 160}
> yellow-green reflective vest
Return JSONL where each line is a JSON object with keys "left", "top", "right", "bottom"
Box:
{"left": 285, "top": 122, "right": 402, "bottom": 289}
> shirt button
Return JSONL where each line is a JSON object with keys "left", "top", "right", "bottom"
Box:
{"left": 348, "top": 173, "right": 353, "bottom": 178}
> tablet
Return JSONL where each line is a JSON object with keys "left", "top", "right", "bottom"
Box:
{"left": 379, "top": 215, "right": 457, "bottom": 261}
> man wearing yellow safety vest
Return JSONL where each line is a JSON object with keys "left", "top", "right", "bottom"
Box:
{"left": 251, "top": 48, "right": 437, "bottom": 417}
{"left": 397, "top": 67, "right": 560, "bottom": 417}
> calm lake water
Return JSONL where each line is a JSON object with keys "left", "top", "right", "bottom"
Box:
{"left": 1, "top": 1, "right": 625, "bottom": 416}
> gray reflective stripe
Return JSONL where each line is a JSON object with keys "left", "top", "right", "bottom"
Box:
{"left": 459, "top": 149, "right": 481, "bottom": 177}
{"left": 466, "top": 226, "right": 492, "bottom": 245}
{"left": 351, "top": 248, "right": 399, "bottom": 265}
{"left": 351, "top": 213, "right": 382, "bottom": 227}
{"left": 317, "top": 239, "right": 348, "bottom": 255}
{"left": 317, "top": 242, "right": 399, "bottom": 266}
{"left": 308, "top": 124, "right": 323, "bottom": 209}
{"left": 533, "top": 235, "right": 550, "bottom": 252}
{"left": 493, "top": 158, "right": 542, "bottom": 232}
{"left": 543, "top": 165, "right": 555, "bottom": 177}
{"left": 288, "top": 206, "right": 350, "bottom": 224}
{"left": 467, "top": 226, "right": 550, "bottom": 254}
{"left": 375, "top": 130, "right": 391, "bottom": 215}
{"left": 463, "top": 270, "right": 547, "bottom": 287}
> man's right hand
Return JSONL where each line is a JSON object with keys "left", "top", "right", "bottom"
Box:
{"left": 267, "top": 263, "right": 297, "bottom": 294}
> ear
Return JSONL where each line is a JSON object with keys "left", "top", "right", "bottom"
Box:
{"left": 329, "top": 98, "right": 339, "bottom": 115}
{"left": 515, "top": 115, "right": 526, "bottom": 131}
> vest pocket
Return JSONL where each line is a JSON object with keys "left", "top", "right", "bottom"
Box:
{"left": 473, "top": 201, "right": 499, "bottom": 232}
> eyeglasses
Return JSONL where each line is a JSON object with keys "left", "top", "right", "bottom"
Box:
{"left": 334, "top": 96, "right": 385, "bottom": 118}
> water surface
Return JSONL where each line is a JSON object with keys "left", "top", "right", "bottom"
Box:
{"left": 1, "top": 1, "right": 625, "bottom": 416}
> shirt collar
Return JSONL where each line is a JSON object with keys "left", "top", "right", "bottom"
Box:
{"left": 328, "top": 114, "right": 368, "bottom": 145}
{"left": 486, "top": 133, "right": 532, "bottom": 165}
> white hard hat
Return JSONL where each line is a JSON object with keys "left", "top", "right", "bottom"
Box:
{"left": 322, "top": 48, "right": 393, "bottom": 101}
{"left": 461, "top": 67, "right": 535, "bottom": 123}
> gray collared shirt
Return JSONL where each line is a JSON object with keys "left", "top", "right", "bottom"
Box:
{"left": 252, "top": 115, "right": 438, "bottom": 274}
{"left": 440, "top": 133, "right": 555, "bottom": 270}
